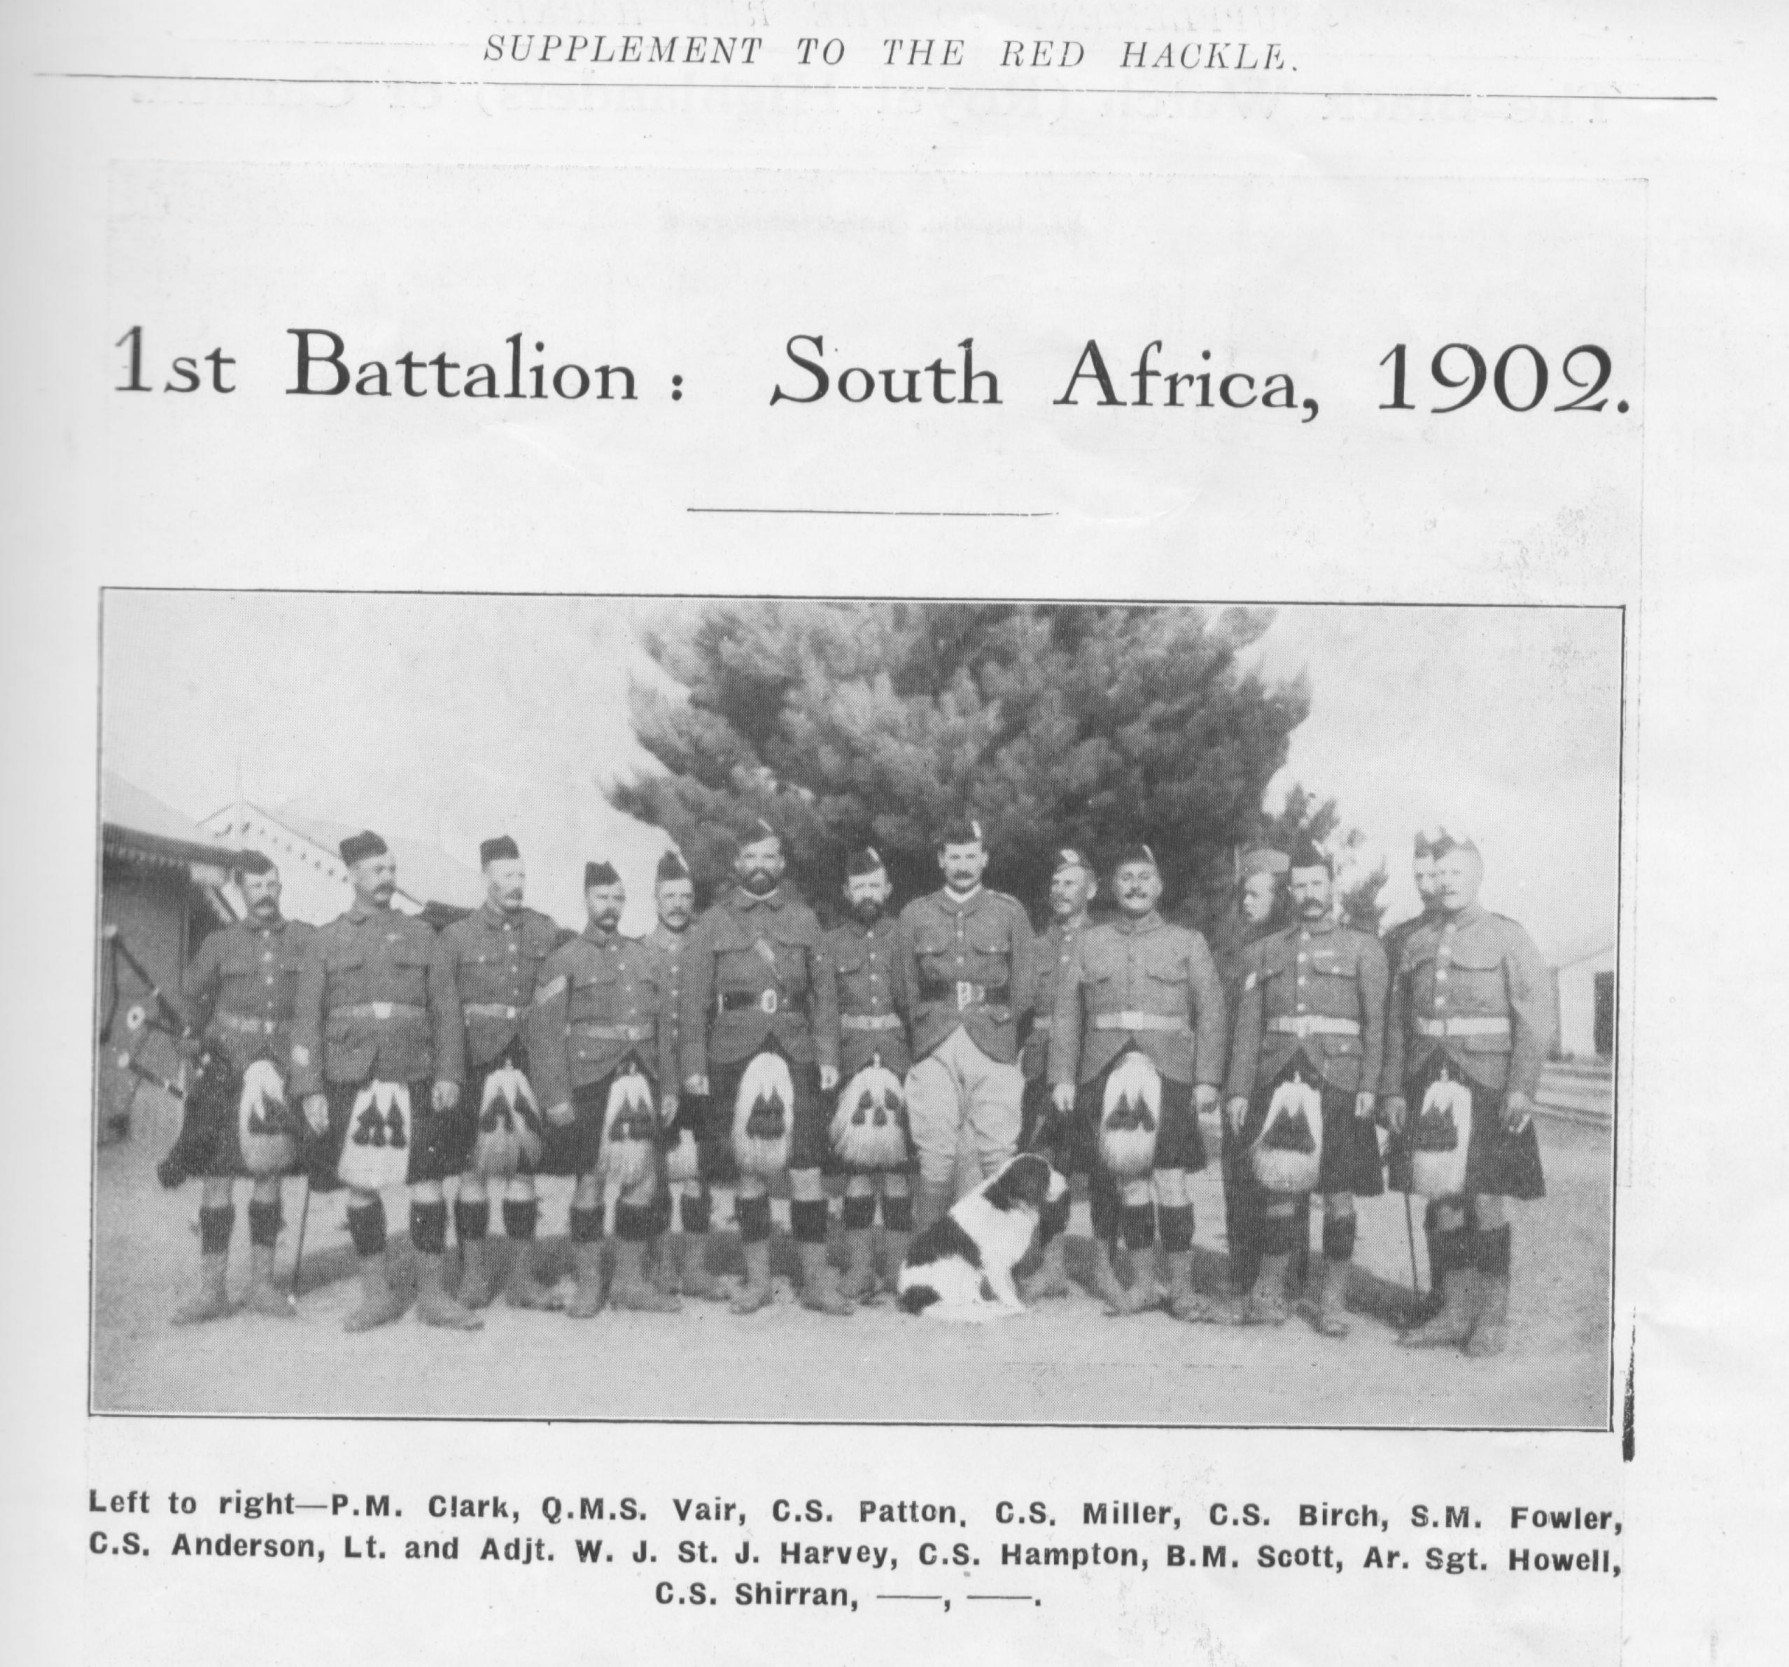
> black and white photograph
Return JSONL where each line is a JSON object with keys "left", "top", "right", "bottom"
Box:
{"left": 93, "top": 593, "right": 1620, "bottom": 1428}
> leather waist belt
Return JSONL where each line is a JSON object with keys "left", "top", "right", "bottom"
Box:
{"left": 1417, "top": 1016, "right": 1511, "bottom": 1039}
{"left": 464, "top": 1002, "right": 525, "bottom": 1021}
{"left": 1092, "top": 1012, "right": 1190, "bottom": 1034}
{"left": 572, "top": 1022, "right": 655, "bottom": 1043}
{"left": 718, "top": 989, "right": 785, "bottom": 1015}
{"left": 1269, "top": 1015, "right": 1362, "bottom": 1038}
{"left": 214, "top": 1013, "right": 284, "bottom": 1036}
{"left": 919, "top": 978, "right": 1010, "bottom": 1010}
{"left": 1030, "top": 1017, "right": 1052, "bottom": 1031}
{"left": 840, "top": 1013, "right": 903, "bottom": 1032}
{"left": 333, "top": 1002, "right": 425, "bottom": 1021}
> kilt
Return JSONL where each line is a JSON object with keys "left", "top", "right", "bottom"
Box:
{"left": 537, "top": 1053, "right": 662, "bottom": 1177}
{"left": 177, "top": 1053, "right": 301, "bottom": 1180}
{"left": 463, "top": 1048, "right": 542, "bottom": 1175}
{"left": 307, "top": 1077, "right": 468, "bottom": 1191}
{"left": 1386, "top": 1063, "right": 1546, "bottom": 1201}
{"left": 709, "top": 1046, "right": 827, "bottom": 1172}
{"left": 1073, "top": 1055, "right": 1208, "bottom": 1176}
{"left": 1021, "top": 1075, "right": 1096, "bottom": 1174}
{"left": 658, "top": 1088, "right": 737, "bottom": 1184}
{"left": 1242, "top": 1067, "right": 1384, "bottom": 1197}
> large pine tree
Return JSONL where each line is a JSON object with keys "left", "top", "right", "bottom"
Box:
{"left": 611, "top": 601, "right": 1362, "bottom": 926}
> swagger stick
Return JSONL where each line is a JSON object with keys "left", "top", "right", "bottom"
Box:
{"left": 1403, "top": 1193, "right": 1423, "bottom": 1294}
{"left": 289, "top": 1177, "right": 313, "bottom": 1303}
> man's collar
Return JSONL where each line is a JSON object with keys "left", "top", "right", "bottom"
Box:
{"left": 582, "top": 920, "right": 619, "bottom": 945}
{"left": 735, "top": 886, "right": 783, "bottom": 910}
{"left": 1297, "top": 914, "right": 1337, "bottom": 935}
{"left": 1442, "top": 902, "right": 1486, "bottom": 928}
{"left": 940, "top": 884, "right": 983, "bottom": 908}
{"left": 347, "top": 899, "right": 387, "bottom": 922}
{"left": 479, "top": 899, "right": 518, "bottom": 927}
{"left": 1114, "top": 909, "right": 1162, "bottom": 934}
{"left": 245, "top": 912, "right": 285, "bottom": 933}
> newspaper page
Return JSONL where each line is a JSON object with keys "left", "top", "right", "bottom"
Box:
{"left": 4, "top": 2, "right": 1784, "bottom": 1662}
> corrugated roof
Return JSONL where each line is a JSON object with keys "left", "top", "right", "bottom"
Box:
{"left": 264, "top": 803, "right": 486, "bottom": 910}
{"left": 101, "top": 771, "right": 237, "bottom": 867}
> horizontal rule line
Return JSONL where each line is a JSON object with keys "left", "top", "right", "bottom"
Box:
{"left": 688, "top": 507, "right": 1056, "bottom": 519}
{"left": 39, "top": 72, "right": 1716, "bottom": 101}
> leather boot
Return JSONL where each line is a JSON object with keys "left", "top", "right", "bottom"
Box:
{"left": 1251, "top": 1252, "right": 1293, "bottom": 1325}
{"left": 1090, "top": 1239, "right": 1129, "bottom": 1316}
{"left": 678, "top": 1233, "right": 729, "bottom": 1301}
{"left": 879, "top": 1230, "right": 910, "bottom": 1295}
{"left": 173, "top": 1252, "right": 234, "bottom": 1325}
{"left": 244, "top": 1242, "right": 293, "bottom": 1318}
{"left": 1400, "top": 1266, "right": 1479, "bottom": 1348}
{"left": 1309, "top": 1258, "right": 1351, "bottom": 1338}
{"left": 565, "top": 1241, "right": 606, "bottom": 1318}
{"left": 838, "top": 1228, "right": 878, "bottom": 1302}
{"left": 458, "top": 1237, "right": 498, "bottom": 1309}
{"left": 1464, "top": 1273, "right": 1510, "bottom": 1356}
{"left": 611, "top": 1239, "right": 681, "bottom": 1312}
{"left": 650, "top": 1237, "right": 679, "bottom": 1296}
{"left": 912, "top": 1180, "right": 953, "bottom": 1236}
{"left": 1018, "top": 1235, "right": 1072, "bottom": 1302}
{"left": 415, "top": 1252, "right": 483, "bottom": 1330}
{"left": 505, "top": 1239, "right": 563, "bottom": 1310}
{"left": 1166, "top": 1249, "right": 1219, "bottom": 1321}
{"left": 730, "top": 1237, "right": 774, "bottom": 1315}
{"left": 343, "top": 1253, "right": 409, "bottom": 1332}
{"left": 798, "top": 1240, "right": 854, "bottom": 1316}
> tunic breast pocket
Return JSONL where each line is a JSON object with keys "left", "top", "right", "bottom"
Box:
{"left": 1143, "top": 946, "right": 1189, "bottom": 989}
{"left": 324, "top": 949, "right": 367, "bottom": 1003}
{"left": 568, "top": 965, "right": 619, "bottom": 1022}
{"left": 913, "top": 926, "right": 953, "bottom": 967}
{"left": 386, "top": 942, "right": 432, "bottom": 1005}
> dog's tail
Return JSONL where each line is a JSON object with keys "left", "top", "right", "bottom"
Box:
{"left": 898, "top": 1286, "right": 940, "bottom": 1316}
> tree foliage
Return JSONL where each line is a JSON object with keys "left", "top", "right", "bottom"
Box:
{"left": 610, "top": 602, "right": 1352, "bottom": 926}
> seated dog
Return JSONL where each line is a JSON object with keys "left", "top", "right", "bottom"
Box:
{"left": 897, "top": 1153, "right": 1069, "bottom": 1322}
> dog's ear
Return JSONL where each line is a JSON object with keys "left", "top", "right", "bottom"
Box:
{"left": 986, "top": 1153, "right": 1051, "bottom": 1210}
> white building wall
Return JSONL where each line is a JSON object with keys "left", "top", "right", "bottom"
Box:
{"left": 200, "top": 805, "right": 424, "bottom": 924}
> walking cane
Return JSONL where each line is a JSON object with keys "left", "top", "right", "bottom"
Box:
{"left": 289, "top": 1176, "right": 313, "bottom": 1304}
{"left": 1403, "top": 1192, "right": 1423, "bottom": 1294}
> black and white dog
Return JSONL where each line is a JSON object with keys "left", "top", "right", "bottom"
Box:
{"left": 897, "top": 1154, "right": 1070, "bottom": 1321}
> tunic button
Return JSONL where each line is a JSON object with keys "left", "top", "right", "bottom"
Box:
{"left": 1436, "top": 969, "right": 1449, "bottom": 983}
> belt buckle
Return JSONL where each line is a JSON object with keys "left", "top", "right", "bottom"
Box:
{"left": 372, "top": 1001, "right": 393, "bottom": 1020}
{"left": 955, "top": 980, "right": 976, "bottom": 1011}
{"left": 759, "top": 989, "right": 779, "bottom": 1016}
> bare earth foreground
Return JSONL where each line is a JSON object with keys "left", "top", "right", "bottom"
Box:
{"left": 93, "top": 1101, "right": 1613, "bottom": 1428}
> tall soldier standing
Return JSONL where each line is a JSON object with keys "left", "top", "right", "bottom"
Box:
{"left": 1208, "top": 846, "right": 1291, "bottom": 1322}
{"left": 1382, "top": 835, "right": 1552, "bottom": 1356}
{"left": 531, "top": 862, "right": 681, "bottom": 1316}
{"left": 899, "top": 817, "right": 1034, "bottom": 1234}
{"left": 819, "top": 847, "right": 914, "bottom": 1301}
{"left": 1050, "top": 845, "right": 1227, "bottom": 1317}
{"left": 1017, "top": 848, "right": 1104, "bottom": 1302}
{"left": 681, "top": 820, "right": 845, "bottom": 1316}
{"left": 291, "top": 832, "right": 476, "bottom": 1331}
{"left": 1224, "top": 839, "right": 1388, "bottom": 1334}
{"left": 434, "top": 836, "right": 563, "bottom": 1311}
{"left": 1382, "top": 828, "right": 1452, "bottom": 1320}
{"left": 646, "top": 852, "right": 728, "bottom": 1300}
{"left": 172, "top": 851, "right": 313, "bottom": 1322}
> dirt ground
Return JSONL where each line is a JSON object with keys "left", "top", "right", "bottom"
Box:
{"left": 92, "top": 1093, "right": 1613, "bottom": 1428}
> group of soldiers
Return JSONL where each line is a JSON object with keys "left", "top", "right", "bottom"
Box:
{"left": 158, "top": 813, "right": 1552, "bottom": 1357}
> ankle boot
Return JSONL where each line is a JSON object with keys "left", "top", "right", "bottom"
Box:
{"left": 173, "top": 1252, "right": 234, "bottom": 1325}
{"left": 611, "top": 1239, "right": 681, "bottom": 1311}
{"left": 343, "top": 1252, "right": 409, "bottom": 1332}
{"left": 244, "top": 1242, "right": 293, "bottom": 1318}
{"left": 415, "top": 1253, "right": 483, "bottom": 1329}
{"left": 1400, "top": 1266, "right": 1479, "bottom": 1348}
{"left": 879, "top": 1230, "right": 911, "bottom": 1294}
{"left": 1251, "top": 1252, "right": 1293, "bottom": 1324}
{"left": 1464, "top": 1273, "right": 1510, "bottom": 1356}
{"left": 677, "top": 1233, "right": 729, "bottom": 1301}
{"left": 838, "top": 1229, "right": 877, "bottom": 1302}
{"left": 458, "top": 1237, "right": 497, "bottom": 1309}
{"left": 798, "top": 1240, "right": 854, "bottom": 1316}
{"left": 1310, "top": 1258, "right": 1351, "bottom": 1337}
{"left": 505, "top": 1239, "right": 563, "bottom": 1310}
{"left": 650, "top": 1236, "right": 680, "bottom": 1296}
{"left": 1090, "top": 1240, "right": 1129, "bottom": 1315}
{"left": 1166, "top": 1249, "right": 1218, "bottom": 1321}
{"left": 731, "top": 1237, "right": 775, "bottom": 1314}
{"left": 565, "top": 1240, "right": 606, "bottom": 1318}
{"left": 1018, "top": 1235, "right": 1071, "bottom": 1302}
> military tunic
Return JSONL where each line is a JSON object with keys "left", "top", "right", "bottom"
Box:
{"left": 899, "top": 886, "right": 1034, "bottom": 1186}
{"left": 1050, "top": 911, "right": 1226, "bottom": 1175}
{"left": 1382, "top": 903, "right": 1552, "bottom": 1198}
{"left": 1226, "top": 917, "right": 1388, "bottom": 1197}
{"left": 821, "top": 915, "right": 911, "bottom": 1078}
{"left": 1019, "top": 916, "right": 1090, "bottom": 1158}
{"left": 289, "top": 903, "right": 463, "bottom": 1189}
{"left": 529, "top": 923, "right": 678, "bottom": 1173}
{"left": 681, "top": 887, "right": 835, "bottom": 1172}
{"left": 177, "top": 915, "right": 315, "bottom": 1177}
